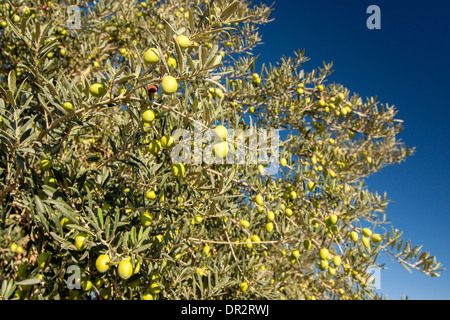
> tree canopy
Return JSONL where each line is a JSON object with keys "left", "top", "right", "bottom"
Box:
{"left": 0, "top": 0, "right": 442, "bottom": 300}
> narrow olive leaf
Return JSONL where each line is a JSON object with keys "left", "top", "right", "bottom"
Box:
{"left": 116, "top": 75, "right": 136, "bottom": 84}
{"left": 404, "top": 248, "right": 415, "bottom": 261}
{"left": 67, "top": 224, "right": 96, "bottom": 237}
{"left": 186, "top": 53, "right": 196, "bottom": 72}
{"left": 85, "top": 207, "right": 101, "bottom": 233}
{"left": 200, "top": 28, "right": 234, "bottom": 40}
{"left": 224, "top": 168, "right": 236, "bottom": 189}
{"left": 212, "top": 54, "right": 223, "bottom": 67}
{"left": 189, "top": 8, "right": 195, "bottom": 33}
{"left": 196, "top": 44, "right": 203, "bottom": 67}
{"left": 193, "top": 178, "right": 209, "bottom": 189}
{"left": 191, "top": 35, "right": 212, "bottom": 43}
{"left": 46, "top": 199, "right": 79, "bottom": 224}
{"left": 35, "top": 20, "right": 41, "bottom": 41}
{"left": 204, "top": 45, "right": 219, "bottom": 68}
{"left": 105, "top": 216, "right": 111, "bottom": 239}
{"left": 203, "top": 78, "right": 226, "bottom": 92}
{"left": 6, "top": 19, "right": 28, "bottom": 46}
{"left": 208, "top": 201, "right": 216, "bottom": 215}
{"left": 49, "top": 232, "right": 66, "bottom": 244}
{"left": 203, "top": 63, "right": 223, "bottom": 72}
{"left": 137, "top": 75, "right": 155, "bottom": 83}
{"left": 173, "top": 36, "right": 184, "bottom": 75}
{"left": 112, "top": 208, "right": 121, "bottom": 235}
{"left": 132, "top": 242, "right": 153, "bottom": 254}
{"left": 16, "top": 278, "right": 42, "bottom": 286}
{"left": 218, "top": 174, "right": 224, "bottom": 192}
{"left": 420, "top": 252, "right": 430, "bottom": 260}
{"left": 114, "top": 65, "right": 128, "bottom": 78}
{"left": 6, "top": 90, "right": 15, "bottom": 107}
{"left": 165, "top": 21, "right": 172, "bottom": 45}
{"left": 134, "top": 61, "right": 142, "bottom": 79}
{"left": 135, "top": 226, "right": 152, "bottom": 247}
{"left": 2, "top": 279, "right": 17, "bottom": 300}
{"left": 220, "top": 1, "right": 240, "bottom": 21}
{"left": 20, "top": 15, "right": 28, "bottom": 37}
{"left": 34, "top": 195, "right": 47, "bottom": 215}
{"left": 0, "top": 280, "right": 7, "bottom": 297}
{"left": 196, "top": 273, "right": 204, "bottom": 296}
{"left": 137, "top": 226, "right": 144, "bottom": 242}
{"left": 161, "top": 253, "right": 175, "bottom": 263}
{"left": 97, "top": 208, "right": 104, "bottom": 229}
{"left": 130, "top": 226, "right": 137, "bottom": 247}
{"left": 5, "top": 280, "right": 16, "bottom": 299}
{"left": 121, "top": 232, "right": 129, "bottom": 249}
{"left": 399, "top": 261, "right": 412, "bottom": 274}
{"left": 397, "top": 238, "right": 404, "bottom": 253}
{"left": 38, "top": 24, "right": 56, "bottom": 48}
{"left": 201, "top": 46, "right": 208, "bottom": 67}
{"left": 8, "top": 71, "right": 16, "bottom": 95}
{"left": 228, "top": 15, "right": 253, "bottom": 24}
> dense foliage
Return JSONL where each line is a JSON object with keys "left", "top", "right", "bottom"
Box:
{"left": 0, "top": 0, "right": 442, "bottom": 300}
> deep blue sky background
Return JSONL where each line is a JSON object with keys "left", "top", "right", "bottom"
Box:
{"left": 251, "top": 0, "right": 450, "bottom": 299}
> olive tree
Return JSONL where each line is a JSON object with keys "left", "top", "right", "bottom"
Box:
{"left": 0, "top": 0, "right": 442, "bottom": 300}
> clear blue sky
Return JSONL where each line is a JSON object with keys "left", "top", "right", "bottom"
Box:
{"left": 252, "top": 0, "right": 450, "bottom": 299}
